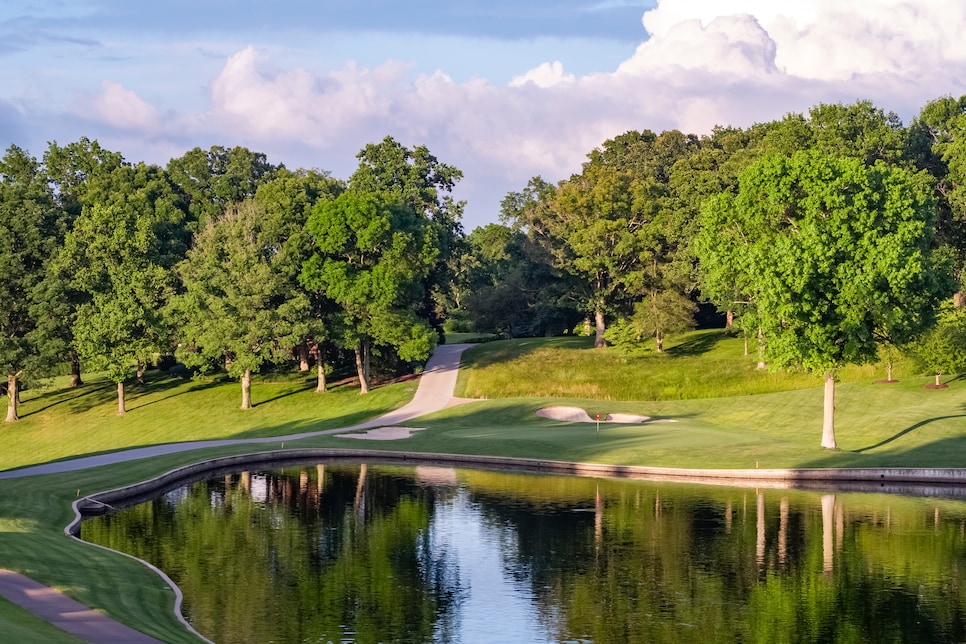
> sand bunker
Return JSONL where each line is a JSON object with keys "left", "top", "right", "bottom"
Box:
{"left": 536, "top": 406, "right": 595, "bottom": 422}
{"left": 336, "top": 426, "right": 426, "bottom": 440}
{"left": 537, "top": 407, "right": 656, "bottom": 424}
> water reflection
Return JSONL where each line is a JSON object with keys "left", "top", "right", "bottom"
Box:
{"left": 82, "top": 464, "right": 966, "bottom": 643}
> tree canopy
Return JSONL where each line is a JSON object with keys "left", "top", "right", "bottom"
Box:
{"left": 702, "top": 151, "right": 948, "bottom": 447}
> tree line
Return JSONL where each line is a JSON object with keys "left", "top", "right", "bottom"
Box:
{"left": 455, "top": 98, "right": 966, "bottom": 447}
{"left": 5, "top": 96, "right": 966, "bottom": 448}
{"left": 0, "top": 136, "right": 463, "bottom": 419}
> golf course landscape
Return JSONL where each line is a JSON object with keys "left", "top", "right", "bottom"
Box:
{"left": 1, "top": 330, "right": 964, "bottom": 642}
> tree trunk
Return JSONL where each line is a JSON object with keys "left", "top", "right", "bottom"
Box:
{"left": 5, "top": 374, "right": 19, "bottom": 423}
{"left": 756, "top": 326, "right": 767, "bottom": 369}
{"left": 356, "top": 341, "right": 370, "bottom": 394}
{"left": 936, "top": 372, "right": 943, "bottom": 386}
{"left": 821, "top": 371, "right": 837, "bottom": 449}
{"left": 954, "top": 291, "right": 965, "bottom": 308}
{"left": 726, "top": 310, "right": 734, "bottom": 329}
{"left": 241, "top": 368, "right": 252, "bottom": 409}
{"left": 117, "top": 381, "right": 126, "bottom": 415}
{"left": 316, "top": 361, "right": 327, "bottom": 393}
{"left": 70, "top": 352, "right": 83, "bottom": 387}
{"left": 743, "top": 331, "right": 749, "bottom": 356}
{"left": 136, "top": 360, "right": 145, "bottom": 385}
{"left": 594, "top": 308, "right": 606, "bottom": 348}
{"left": 297, "top": 342, "right": 311, "bottom": 372}
{"left": 886, "top": 361, "right": 894, "bottom": 382}
{"left": 655, "top": 329, "right": 664, "bottom": 353}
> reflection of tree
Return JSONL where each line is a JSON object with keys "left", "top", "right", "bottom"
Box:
{"left": 82, "top": 465, "right": 463, "bottom": 643}
{"left": 464, "top": 472, "right": 966, "bottom": 643}
{"left": 83, "top": 468, "right": 966, "bottom": 642}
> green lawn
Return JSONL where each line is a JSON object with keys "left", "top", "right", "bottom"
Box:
{"left": 1, "top": 330, "right": 964, "bottom": 641}
{"left": 0, "top": 597, "right": 85, "bottom": 644}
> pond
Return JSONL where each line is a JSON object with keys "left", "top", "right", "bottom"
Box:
{"left": 81, "top": 462, "right": 966, "bottom": 643}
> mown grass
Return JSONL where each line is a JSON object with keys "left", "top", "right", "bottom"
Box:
{"left": 3, "top": 371, "right": 413, "bottom": 472}
{"left": 1, "top": 329, "right": 964, "bottom": 641}
{"left": 0, "top": 596, "right": 85, "bottom": 643}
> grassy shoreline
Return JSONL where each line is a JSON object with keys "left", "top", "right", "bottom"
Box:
{"left": 2, "top": 330, "right": 965, "bottom": 641}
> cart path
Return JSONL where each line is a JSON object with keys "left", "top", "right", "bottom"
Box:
{"left": 0, "top": 569, "right": 165, "bottom": 643}
{"left": 0, "top": 343, "right": 477, "bottom": 481}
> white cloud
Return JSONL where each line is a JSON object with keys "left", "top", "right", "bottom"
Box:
{"left": 56, "top": 0, "right": 966, "bottom": 227}
{"left": 618, "top": 14, "right": 779, "bottom": 77}
{"left": 90, "top": 81, "right": 160, "bottom": 130}
{"left": 510, "top": 61, "right": 576, "bottom": 88}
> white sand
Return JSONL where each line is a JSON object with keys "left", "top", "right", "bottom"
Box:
{"left": 336, "top": 426, "right": 426, "bottom": 440}
{"left": 537, "top": 407, "right": 664, "bottom": 424}
{"left": 536, "top": 406, "right": 595, "bottom": 422}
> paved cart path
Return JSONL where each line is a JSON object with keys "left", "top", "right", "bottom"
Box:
{"left": 0, "top": 343, "right": 477, "bottom": 481}
{"left": 0, "top": 569, "right": 164, "bottom": 643}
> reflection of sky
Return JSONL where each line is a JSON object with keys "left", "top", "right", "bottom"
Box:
{"left": 430, "top": 488, "right": 552, "bottom": 643}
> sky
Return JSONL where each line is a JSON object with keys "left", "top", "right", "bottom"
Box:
{"left": 3, "top": 0, "right": 966, "bottom": 229}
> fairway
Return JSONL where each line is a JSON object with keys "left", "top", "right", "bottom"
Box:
{"left": 0, "top": 331, "right": 964, "bottom": 642}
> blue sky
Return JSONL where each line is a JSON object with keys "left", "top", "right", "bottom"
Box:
{"left": 3, "top": 0, "right": 966, "bottom": 228}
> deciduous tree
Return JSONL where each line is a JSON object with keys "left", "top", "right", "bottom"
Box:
{"left": 174, "top": 201, "right": 310, "bottom": 409}
{"left": 301, "top": 192, "right": 438, "bottom": 393}
{"left": 0, "top": 146, "right": 61, "bottom": 421}
{"left": 712, "top": 151, "right": 947, "bottom": 448}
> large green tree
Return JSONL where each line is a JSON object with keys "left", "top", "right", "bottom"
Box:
{"left": 706, "top": 151, "right": 948, "bottom": 448}
{"left": 252, "top": 168, "right": 344, "bottom": 390}
{"left": 350, "top": 136, "right": 465, "bottom": 331}
{"left": 166, "top": 145, "right": 278, "bottom": 226}
{"left": 301, "top": 191, "right": 438, "bottom": 393}
{"left": 61, "top": 162, "right": 188, "bottom": 414}
{"left": 31, "top": 138, "right": 126, "bottom": 387}
{"left": 505, "top": 168, "right": 646, "bottom": 347}
{"left": 911, "top": 95, "right": 966, "bottom": 306}
{"left": 506, "top": 131, "right": 697, "bottom": 349}
{"left": 0, "top": 146, "right": 62, "bottom": 421}
{"left": 174, "top": 201, "right": 311, "bottom": 409}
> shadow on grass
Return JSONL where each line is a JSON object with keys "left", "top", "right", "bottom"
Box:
{"left": 459, "top": 336, "right": 593, "bottom": 370}
{"left": 802, "top": 404, "right": 966, "bottom": 469}
{"left": 20, "top": 383, "right": 114, "bottom": 418}
{"left": 125, "top": 378, "right": 224, "bottom": 412}
{"left": 855, "top": 411, "right": 966, "bottom": 453}
{"left": 2, "top": 393, "right": 413, "bottom": 476}
{"left": 23, "top": 373, "right": 244, "bottom": 418}
{"left": 665, "top": 330, "right": 730, "bottom": 357}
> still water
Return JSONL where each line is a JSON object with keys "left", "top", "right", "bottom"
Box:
{"left": 82, "top": 463, "right": 966, "bottom": 643}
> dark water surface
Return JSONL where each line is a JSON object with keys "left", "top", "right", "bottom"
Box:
{"left": 81, "top": 464, "right": 966, "bottom": 643}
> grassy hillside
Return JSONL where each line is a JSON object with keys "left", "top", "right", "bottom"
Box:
{"left": 1, "top": 371, "right": 413, "bottom": 472}
{"left": 455, "top": 330, "right": 902, "bottom": 400}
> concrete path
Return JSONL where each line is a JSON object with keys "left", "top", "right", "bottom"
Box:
{"left": 0, "top": 343, "right": 477, "bottom": 481}
{"left": 0, "top": 343, "right": 477, "bottom": 643}
{"left": 0, "top": 570, "right": 163, "bottom": 643}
